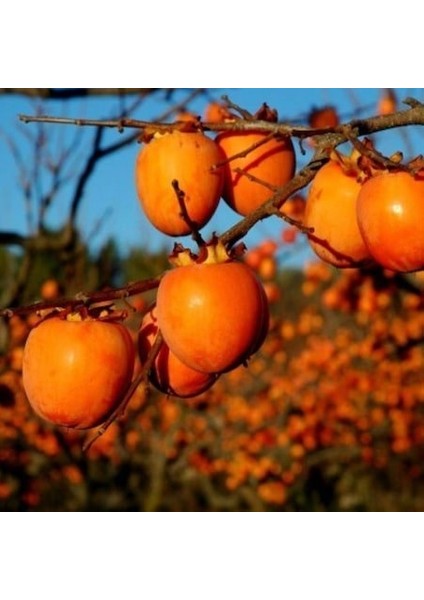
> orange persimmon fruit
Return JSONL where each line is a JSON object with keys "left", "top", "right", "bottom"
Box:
{"left": 135, "top": 130, "right": 224, "bottom": 236}
{"left": 138, "top": 307, "right": 217, "bottom": 398}
{"left": 203, "top": 101, "right": 233, "bottom": 123}
{"left": 304, "top": 152, "right": 373, "bottom": 268}
{"left": 215, "top": 131, "right": 295, "bottom": 216}
{"left": 22, "top": 315, "right": 135, "bottom": 428}
{"left": 308, "top": 105, "right": 339, "bottom": 129}
{"left": 377, "top": 89, "right": 397, "bottom": 116}
{"left": 356, "top": 170, "right": 424, "bottom": 272}
{"left": 156, "top": 242, "right": 269, "bottom": 374}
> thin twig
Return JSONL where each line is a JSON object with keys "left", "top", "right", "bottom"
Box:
{"left": 221, "top": 94, "right": 253, "bottom": 120}
{"left": 171, "top": 180, "right": 205, "bottom": 247}
{"left": 0, "top": 274, "right": 164, "bottom": 318}
{"left": 278, "top": 212, "right": 312, "bottom": 234}
{"left": 82, "top": 331, "right": 164, "bottom": 452}
{"left": 213, "top": 132, "right": 276, "bottom": 169}
{"left": 18, "top": 113, "right": 311, "bottom": 138}
{"left": 18, "top": 101, "right": 424, "bottom": 142}
{"left": 219, "top": 155, "right": 328, "bottom": 248}
{"left": 341, "top": 125, "right": 406, "bottom": 170}
{"left": 233, "top": 167, "right": 277, "bottom": 192}
{"left": 1, "top": 88, "right": 164, "bottom": 100}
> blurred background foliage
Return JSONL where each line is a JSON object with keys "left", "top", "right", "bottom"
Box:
{"left": 1, "top": 238, "right": 424, "bottom": 511}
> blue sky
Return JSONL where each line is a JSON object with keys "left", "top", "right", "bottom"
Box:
{"left": 1, "top": 88, "right": 423, "bottom": 267}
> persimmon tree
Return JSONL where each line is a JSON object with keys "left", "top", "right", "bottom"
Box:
{"left": 1, "top": 88, "right": 424, "bottom": 510}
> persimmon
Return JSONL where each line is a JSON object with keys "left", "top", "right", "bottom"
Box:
{"left": 257, "top": 239, "right": 278, "bottom": 257}
{"left": 377, "top": 89, "right": 397, "bottom": 116}
{"left": 40, "top": 279, "right": 61, "bottom": 300}
{"left": 135, "top": 130, "right": 224, "bottom": 236}
{"left": 356, "top": 170, "right": 424, "bottom": 272}
{"left": 308, "top": 106, "right": 339, "bottom": 129}
{"left": 156, "top": 242, "right": 268, "bottom": 374}
{"left": 281, "top": 227, "right": 298, "bottom": 244}
{"left": 138, "top": 307, "right": 217, "bottom": 398}
{"left": 174, "top": 111, "right": 199, "bottom": 123}
{"left": 203, "top": 101, "right": 233, "bottom": 123}
{"left": 215, "top": 131, "right": 295, "bottom": 216}
{"left": 258, "top": 256, "right": 277, "bottom": 280}
{"left": 22, "top": 315, "right": 135, "bottom": 428}
{"left": 262, "top": 281, "right": 281, "bottom": 304}
{"left": 304, "top": 152, "right": 373, "bottom": 268}
{"left": 282, "top": 194, "right": 305, "bottom": 221}
{"left": 244, "top": 248, "right": 263, "bottom": 270}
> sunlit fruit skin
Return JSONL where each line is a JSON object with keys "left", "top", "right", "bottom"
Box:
{"left": 135, "top": 131, "right": 224, "bottom": 236}
{"left": 138, "top": 307, "right": 217, "bottom": 398}
{"left": 216, "top": 132, "right": 295, "bottom": 216}
{"left": 22, "top": 317, "right": 135, "bottom": 429}
{"left": 304, "top": 160, "right": 373, "bottom": 268}
{"left": 156, "top": 261, "right": 267, "bottom": 374}
{"left": 356, "top": 171, "right": 424, "bottom": 272}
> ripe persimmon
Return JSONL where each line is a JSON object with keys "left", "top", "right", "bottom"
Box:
{"left": 40, "top": 279, "right": 61, "bottom": 301}
{"left": 135, "top": 131, "right": 224, "bottom": 236}
{"left": 156, "top": 243, "right": 268, "bottom": 374}
{"left": 174, "top": 111, "right": 199, "bottom": 124}
{"left": 377, "top": 89, "right": 397, "bottom": 116}
{"left": 308, "top": 106, "right": 339, "bottom": 129}
{"left": 356, "top": 170, "right": 424, "bottom": 272}
{"left": 304, "top": 153, "right": 373, "bottom": 268}
{"left": 138, "top": 307, "right": 217, "bottom": 398}
{"left": 203, "top": 101, "right": 233, "bottom": 123}
{"left": 282, "top": 194, "right": 305, "bottom": 221}
{"left": 215, "top": 131, "right": 295, "bottom": 216}
{"left": 22, "top": 315, "right": 135, "bottom": 428}
{"left": 281, "top": 227, "right": 298, "bottom": 244}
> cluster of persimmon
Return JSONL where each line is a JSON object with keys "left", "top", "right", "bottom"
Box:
{"left": 304, "top": 145, "right": 424, "bottom": 273}
{"left": 19, "top": 99, "right": 424, "bottom": 460}
{"left": 134, "top": 103, "right": 295, "bottom": 231}
{"left": 22, "top": 103, "right": 298, "bottom": 431}
{"left": 124, "top": 258, "right": 424, "bottom": 508}
{"left": 4, "top": 245, "right": 424, "bottom": 509}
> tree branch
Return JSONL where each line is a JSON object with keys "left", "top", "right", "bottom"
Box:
{"left": 219, "top": 155, "right": 327, "bottom": 248}
{"left": 0, "top": 274, "right": 163, "bottom": 318}
{"left": 0, "top": 232, "right": 28, "bottom": 246}
{"left": 0, "top": 88, "right": 164, "bottom": 100}
{"left": 69, "top": 126, "right": 104, "bottom": 224}
{"left": 18, "top": 101, "right": 424, "bottom": 141}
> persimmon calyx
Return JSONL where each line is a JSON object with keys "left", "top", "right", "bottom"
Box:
{"left": 168, "top": 237, "right": 246, "bottom": 268}
{"left": 330, "top": 139, "right": 416, "bottom": 182}
{"left": 253, "top": 103, "right": 279, "bottom": 123}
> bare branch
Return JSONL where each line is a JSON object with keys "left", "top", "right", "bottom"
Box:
{"left": 0, "top": 88, "right": 164, "bottom": 100}
{"left": 19, "top": 101, "right": 424, "bottom": 146}
{"left": 171, "top": 180, "right": 205, "bottom": 247}
{"left": 221, "top": 94, "right": 253, "bottom": 120}
{"left": 0, "top": 232, "right": 28, "bottom": 246}
{"left": 213, "top": 132, "right": 276, "bottom": 168}
{"left": 69, "top": 126, "right": 104, "bottom": 224}
{"left": 0, "top": 274, "right": 163, "bottom": 319}
{"left": 219, "top": 155, "right": 327, "bottom": 248}
{"left": 0, "top": 129, "right": 34, "bottom": 231}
